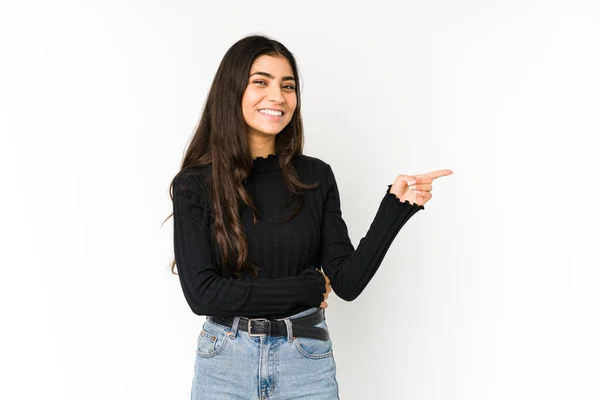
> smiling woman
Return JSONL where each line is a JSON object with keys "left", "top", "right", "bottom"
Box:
{"left": 242, "top": 55, "right": 297, "bottom": 151}
{"left": 166, "top": 34, "right": 444, "bottom": 400}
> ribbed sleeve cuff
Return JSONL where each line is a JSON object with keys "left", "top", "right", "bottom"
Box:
{"left": 362, "top": 185, "right": 424, "bottom": 251}
{"left": 385, "top": 184, "right": 425, "bottom": 211}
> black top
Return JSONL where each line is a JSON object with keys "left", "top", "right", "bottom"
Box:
{"left": 172, "top": 153, "right": 424, "bottom": 319}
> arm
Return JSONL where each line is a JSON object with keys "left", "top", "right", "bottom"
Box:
{"left": 173, "top": 171, "right": 326, "bottom": 317}
{"left": 319, "top": 164, "right": 424, "bottom": 301}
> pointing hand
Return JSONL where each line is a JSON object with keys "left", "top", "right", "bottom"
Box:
{"left": 389, "top": 169, "right": 453, "bottom": 207}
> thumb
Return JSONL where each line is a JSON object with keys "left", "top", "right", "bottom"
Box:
{"left": 394, "top": 174, "right": 416, "bottom": 185}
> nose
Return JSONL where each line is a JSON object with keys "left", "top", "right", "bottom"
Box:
{"left": 267, "top": 87, "right": 284, "bottom": 104}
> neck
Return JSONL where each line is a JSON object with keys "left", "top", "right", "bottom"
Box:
{"left": 248, "top": 133, "right": 276, "bottom": 160}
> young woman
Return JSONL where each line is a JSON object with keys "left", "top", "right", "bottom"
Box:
{"left": 169, "top": 34, "right": 452, "bottom": 400}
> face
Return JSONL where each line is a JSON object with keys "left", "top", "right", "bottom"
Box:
{"left": 241, "top": 54, "right": 297, "bottom": 140}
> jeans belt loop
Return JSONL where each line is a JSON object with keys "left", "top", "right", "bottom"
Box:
{"left": 282, "top": 318, "right": 293, "bottom": 342}
{"left": 230, "top": 316, "right": 241, "bottom": 339}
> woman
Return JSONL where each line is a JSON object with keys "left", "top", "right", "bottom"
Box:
{"left": 169, "top": 34, "right": 452, "bottom": 399}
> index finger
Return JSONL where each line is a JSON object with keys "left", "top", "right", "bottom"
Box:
{"left": 417, "top": 169, "right": 453, "bottom": 180}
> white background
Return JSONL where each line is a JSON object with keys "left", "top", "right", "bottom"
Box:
{"left": 1, "top": 1, "right": 599, "bottom": 399}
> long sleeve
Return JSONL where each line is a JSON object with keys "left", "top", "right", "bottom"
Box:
{"left": 319, "top": 164, "right": 424, "bottom": 301}
{"left": 173, "top": 171, "right": 326, "bottom": 317}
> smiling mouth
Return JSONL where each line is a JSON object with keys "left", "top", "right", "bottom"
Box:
{"left": 258, "top": 109, "right": 284, "bottom": 116}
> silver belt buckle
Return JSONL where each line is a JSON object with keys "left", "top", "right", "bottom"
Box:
{"left": 247, "top": 318, "right": 269, "bottom": 337}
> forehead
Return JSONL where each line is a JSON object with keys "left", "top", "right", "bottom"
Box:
{"left": 249, "top": 55, "right": 294, "bottom": 77}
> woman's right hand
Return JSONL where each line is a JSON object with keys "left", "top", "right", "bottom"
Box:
{"left": 317, "top": 268, "right": 331, "bottom": 309}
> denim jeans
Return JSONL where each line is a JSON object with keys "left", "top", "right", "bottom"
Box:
{"left": 191, "top": 307, "right": 340, "bottom": 399}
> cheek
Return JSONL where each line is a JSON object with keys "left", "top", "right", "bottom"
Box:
{"left": 287, "top": 95, "right": 297, "bottom": 114}
{"left": 288, "top": 107, "right": 297, "bottom": 120}
{"left": 241, "top": 94, "right": 259, "bottom": 121}
{"left": 243, "top": 88, "right": 262, "bottom": 105}
{"left": 241, "top": 92, "right": 254, "bottom": 112}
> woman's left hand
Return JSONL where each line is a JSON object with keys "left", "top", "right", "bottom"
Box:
{"left": 390, "top": 169, "right": 453, "bottom": 207}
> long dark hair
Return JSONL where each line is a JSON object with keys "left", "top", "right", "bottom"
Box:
{"left": 164, "top": 34, "right": 318, "bottom": 278}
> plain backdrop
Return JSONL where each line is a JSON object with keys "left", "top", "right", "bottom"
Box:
{"left": 1, "top": 1, "right": 599, "bottom": 399}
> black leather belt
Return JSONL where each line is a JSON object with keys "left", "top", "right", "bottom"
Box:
{"left": 207, "top": 309, "right": 329, "bottom": 341}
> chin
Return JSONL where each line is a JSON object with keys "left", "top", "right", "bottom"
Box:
{"left": 253, "top": 126, "right": 284, "bottom": 136}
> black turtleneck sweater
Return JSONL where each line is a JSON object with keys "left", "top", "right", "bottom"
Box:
{"left": 172, "top": 153, "right": 424, "bottom": 319}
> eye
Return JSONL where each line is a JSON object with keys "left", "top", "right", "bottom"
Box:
{"left": 252, "top": 80, "right": 295, "bottom": 91}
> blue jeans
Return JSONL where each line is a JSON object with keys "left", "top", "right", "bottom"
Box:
{"left": 191, "top": 307, "right": 340, "bottom": 399}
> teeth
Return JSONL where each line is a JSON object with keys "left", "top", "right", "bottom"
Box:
{"left": 259, "top": 109, "right": 283, "bottom": 116}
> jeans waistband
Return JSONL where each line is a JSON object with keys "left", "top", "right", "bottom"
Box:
{"left": 207, "top": 307, "right": 328, "bottom": 341}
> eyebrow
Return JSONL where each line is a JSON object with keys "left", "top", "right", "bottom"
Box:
{"left": 250, "top": 71, "right": 296, "bottom": 82}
